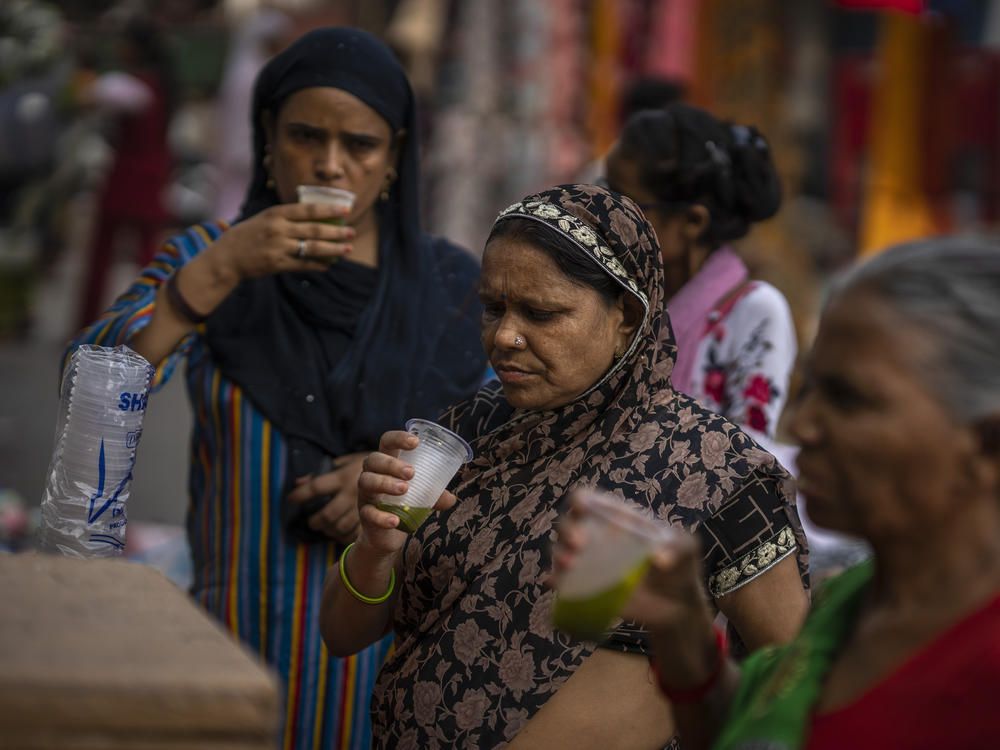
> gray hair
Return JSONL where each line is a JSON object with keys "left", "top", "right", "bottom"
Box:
{"left": 831, "top": 237, "right": 1000, "bottom": 423}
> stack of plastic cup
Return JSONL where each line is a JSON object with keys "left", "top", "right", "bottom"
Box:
{"left": 552, "top": 490, "right": 674, "bottom": 642}
{"left": 376, "top": 418, "right": 474, "bottom": 533}
{"left": 38, "top": 345, "right": 155, "bottom": 558}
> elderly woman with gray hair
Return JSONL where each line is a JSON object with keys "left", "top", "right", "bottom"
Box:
{"left": 556, "top": 237, "right": 1000, "bottom": 749}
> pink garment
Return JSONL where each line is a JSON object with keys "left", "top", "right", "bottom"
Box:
{"left": 666, "top": 247, "right": 748, "bottom": 396}
{"left": 645, "top": 0, "right": 698, "bottom": 81}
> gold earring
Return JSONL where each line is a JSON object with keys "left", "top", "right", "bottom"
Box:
{"left": 380, "top": 167, "right": 398, "bottom": 201}
{"left": 613, "top": 348, "right": 625, "bottom": 363}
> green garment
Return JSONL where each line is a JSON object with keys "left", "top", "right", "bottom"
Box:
{"left": 711, "top": 560, "right": 875, "bottom": 750}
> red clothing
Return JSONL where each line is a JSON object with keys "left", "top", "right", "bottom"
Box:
{"left": 806, "top": 593, "right": 1000, "bottom": 750}
{"left": 79, "top": 70, "right": 170, "bottom": 327}
{"left": 98, "top": 71, "right": 170, "bottom": 224}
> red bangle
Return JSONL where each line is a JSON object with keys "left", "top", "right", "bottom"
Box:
{"left": 649, "top": 625, "right": 728, "bottom": 704}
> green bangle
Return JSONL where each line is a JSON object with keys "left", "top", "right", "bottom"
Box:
{"left": 339, "top": 542, "right": 395, "bottom": 604}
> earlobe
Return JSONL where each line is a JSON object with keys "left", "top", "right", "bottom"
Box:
{"left": 617, "top": 294, "right": 643, "bottom": 340}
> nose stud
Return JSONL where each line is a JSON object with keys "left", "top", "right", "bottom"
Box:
{"left": 514, "top": 336, "right": 524, "bottom": 347}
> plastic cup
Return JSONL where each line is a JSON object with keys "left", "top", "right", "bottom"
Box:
{"left": 551, "top": 490, "right": 673, "bottom": 642}
{"left": 296, "top": 185, "right": 355, "bottom": 225}
{"left": 377, "top": 418, "right": 473, "bottom": 533}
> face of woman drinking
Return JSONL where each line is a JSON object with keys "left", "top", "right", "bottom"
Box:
{"left": 479, "top": 236, "right": 634, "bottom": 411}
{"left": 265, "top": 86, "right": 398, "bottom": 228}
{"left": 789, "top": 288, "right": 982, "bottom": 541}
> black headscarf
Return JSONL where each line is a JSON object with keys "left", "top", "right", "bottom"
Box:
{"left": 204, "top": 28, "right": 485, "bottom": 542}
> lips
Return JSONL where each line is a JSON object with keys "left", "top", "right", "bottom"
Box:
{"left": 794, "top": 457, "right": 830, "bottom": 502}
{"left": 493, "top": 362, "right": 534, "bottom": 384}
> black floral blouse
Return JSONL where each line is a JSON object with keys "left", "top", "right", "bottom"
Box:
{"left": 369, "top": 185, "right": 809, "bottom": 749}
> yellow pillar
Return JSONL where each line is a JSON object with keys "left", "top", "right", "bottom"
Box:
{"left": 858, "top": 11, "right": 937, "bottom": 255}
{"left": 587, "top": 0, "right": 623, "bottom": 157}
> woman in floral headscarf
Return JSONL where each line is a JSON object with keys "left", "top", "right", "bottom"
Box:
{"left": 321, "top": 185, "right": 809, "bottom": 749}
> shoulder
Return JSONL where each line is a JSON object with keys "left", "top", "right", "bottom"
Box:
{"left": 729, "top": 281, "right": 792, "bottom": 323}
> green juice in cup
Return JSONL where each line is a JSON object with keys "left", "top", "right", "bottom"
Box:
{"left": 551, "top": 490, "right": 671, "bottom": 642}
{"left": 296, "top": 185, "right": 355, "bottom": 257}
{"left": 376, "top": 502, "right": 432, "bottom": 534}
{"left": 552, "top": 557, "right": 650, "bottom": 642}
{"left": 376, "top": 418, "right": 474, "bottom": 534}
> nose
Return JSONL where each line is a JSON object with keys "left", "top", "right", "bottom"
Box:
{"left": 787, "top": 387, "right": 821, "bottom": 448}
{"left": 487, "top": 313, "right": 523, "bottom": 352}
{"left": 315, "top": 143, "right": 345, "bottom": 181}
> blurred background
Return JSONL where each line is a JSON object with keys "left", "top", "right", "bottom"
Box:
{"left": 1, "top": 0, "right": 998, "bottom": 566}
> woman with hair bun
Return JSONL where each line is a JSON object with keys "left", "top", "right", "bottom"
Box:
{"left": 604, "top": 104, "right": 793, "bottom": 442}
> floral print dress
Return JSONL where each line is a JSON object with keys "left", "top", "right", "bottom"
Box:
{"left": 368, "top": 185, "right": 809, "bottom": 749}
{"left": 687, "top": 281, "right": 797, "bottom": 441}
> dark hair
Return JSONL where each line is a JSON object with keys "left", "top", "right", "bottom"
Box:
{"left": 487, "top": 218, "right": 621, "bottom": 306}
{"left": 615, "top": 104, "right": 781, "bottom": 246}
{"left": 832, "top": 237, "right": 1000, "bottom": 423}
{"left": 621, "top": 76, "right": 685, "bottom": 121}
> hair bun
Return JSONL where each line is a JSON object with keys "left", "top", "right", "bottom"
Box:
{"left": 726, "top": 123, "right": 781, "bottom": 222}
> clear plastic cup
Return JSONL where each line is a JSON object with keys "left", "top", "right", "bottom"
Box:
{"left": 296, "top": 185, "right": 355, "bottom": 225}
{"left": 377, "top": 418, "right": 473, "bottom": 533}
{"left": 551, "top": 490, "right": 673, "bottom": 642}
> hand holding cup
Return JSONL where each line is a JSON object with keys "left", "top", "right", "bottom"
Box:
{"left": 203, "top": 199, "right": 355, "bottom": 281}
{"left": 550, "top": 489, "right": 676, "bottom": 642}
{"left": 357, "top": 421, "right": 472, "bottom": 554}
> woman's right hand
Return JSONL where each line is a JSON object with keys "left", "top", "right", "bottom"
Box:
{"left": 205, "top": 201, "right": 355, "bottom": 281}
{"left": 356, "top": 430, "right": 458, "bottom": 557}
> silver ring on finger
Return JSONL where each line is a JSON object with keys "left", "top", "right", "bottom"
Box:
{"left": 296, "top": 238, "right": 308, "bottom": 258}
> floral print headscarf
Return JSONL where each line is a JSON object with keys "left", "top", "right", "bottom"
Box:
{"left": 370, "top": 185, "right": 807, "bottom": 749}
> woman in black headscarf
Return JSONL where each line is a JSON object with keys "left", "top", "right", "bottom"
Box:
{"left": 65, "top": 27, "right": 485, "bottom": 749}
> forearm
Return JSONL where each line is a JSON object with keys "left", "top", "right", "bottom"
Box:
{"left": 319, "top": 539, "right": 399, "bottom": 657}
{"left": 131, "top": 250, "right": 240, "bottom": 366}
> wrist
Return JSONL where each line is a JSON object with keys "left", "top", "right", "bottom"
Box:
{"left": 343, "top": 538, "right": 397, "bottom": 592}
{"left": 650, "top": 623, "right": 728, "bottom": 704}
{"left": 165, "top": 269, "right": 209, "bottom": 325}
{"left": 200, "top": 235, "right": 243, "bottom": 288}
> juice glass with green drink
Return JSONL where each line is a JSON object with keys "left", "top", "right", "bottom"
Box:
{"left": 296, "top": 185, "right": 355, "bottom": 223}
{"left": 552, "top": 490, "right": 673, "bottom": 642}
{"left": 376, "top": 419, "right": 473, "bottom": 533}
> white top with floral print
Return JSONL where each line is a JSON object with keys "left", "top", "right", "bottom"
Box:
{"left": 686, "top": 281, "right": 796, "bottom": 441}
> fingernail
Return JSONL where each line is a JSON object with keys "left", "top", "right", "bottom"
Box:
{"left": 395, "top": 481, "right": 407, "bottom": 493}
{"left": 343, "top": 245, "right": 353, "bottom": 253}
{"left": 402, "top": 466, "right": 414, "bottom": 479}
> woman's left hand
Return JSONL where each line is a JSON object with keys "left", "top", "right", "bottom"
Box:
{"left": 287, "top": 452, "right": 367, "bottom": 544}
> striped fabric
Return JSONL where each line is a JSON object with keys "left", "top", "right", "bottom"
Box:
{"left": 65, "top": 222, "right": 393, "bottom": 750}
